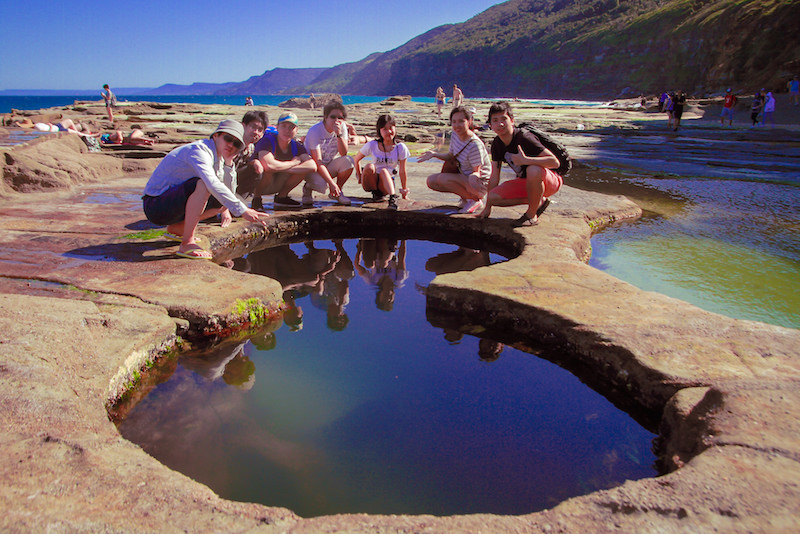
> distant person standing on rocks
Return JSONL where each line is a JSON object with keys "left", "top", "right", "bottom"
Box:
{"left": 663, "top": 91, "right": 675, "bottom": 129}
{"left": 478, "top": 101, "right": 562, "bottom": 227}
{"left": 658, "top": 91, "right": 668, "bottom": 112}
{"left": 232, "top": 110, "right": 268, "bottom": 199}
{"left": 303, "top": 101, "right": 355, "bottom": 206}
{"left": 763, "top": 91, "right": 776, "bottom": 127}
{"left": 672, "top": 90, "right": 687, "bottom": 131}
{"left": 435, "top": 87, "right": 446, "bottom": 117}
{"left": 419, "top": 106, "right": 490, "bottom": 214}
{"left": 788, "top": 76, "right": 799, "bottom": 106}
{"left": 309, "top": 94, "right": 317, "bottom": 109}
{"left": 142, "top": 120, "right": 266, "bottom": 259}
{"left": 101, "top": 84, "right": 116, "bottom": 124}
{"left": 452, "top": 84, "right": 464, "bottom": 108}
{"left": 721, "top": 88, "right": 737, "bottom": 126}
{"left": 251, "top": 112, "right": 317, "bottom": 210}
{"left": 750, "top": 90, "right": 764, "bottom": 126}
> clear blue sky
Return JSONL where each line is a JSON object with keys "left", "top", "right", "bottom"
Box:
{"left": 0, "top": 0, "right": 497, "bottom": 91}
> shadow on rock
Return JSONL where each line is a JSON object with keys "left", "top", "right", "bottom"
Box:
{"left": 65, "top": 241, "right": 176, "bottom": 262}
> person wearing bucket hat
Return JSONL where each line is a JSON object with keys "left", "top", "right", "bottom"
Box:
{"left": 142, "top": 119, "right": 267, "bottom": 259}
{"left": 250, "top": 111, "right": 316, "bottom": 210}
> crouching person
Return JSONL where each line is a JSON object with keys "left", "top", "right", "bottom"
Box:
{"left": 479, "top": 101, "right": 562, "bottom": 226}
{"left": 251, "top": 112, "right": 317, "bottom": 210}
{"left": 142, "top": 120, "right": 267, "bottom": 259}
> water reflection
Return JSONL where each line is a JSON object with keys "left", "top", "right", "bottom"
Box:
{"left": 354, "top": 239, "right": 407, "bottom": 311}
{"left": 181, "top": 341, "right": 256, "bottom": 390}
{"left": 118, "top": 238, "right": 657, "bottom": 517}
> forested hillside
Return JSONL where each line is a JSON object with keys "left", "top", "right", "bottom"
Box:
{"left": 296, "top": 0, "right": 800, "bottom": 98}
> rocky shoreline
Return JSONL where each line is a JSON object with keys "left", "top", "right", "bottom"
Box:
{"left": 2, "top": 97, "right": 800, "bottom": 532}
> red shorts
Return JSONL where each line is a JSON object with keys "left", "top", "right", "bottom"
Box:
{"left": 491, "top": 168, "right": 562, "bottom": 200}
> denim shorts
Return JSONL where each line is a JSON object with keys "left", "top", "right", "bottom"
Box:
{"left": 142, "top": 177, "right": 222, "bottom": 225}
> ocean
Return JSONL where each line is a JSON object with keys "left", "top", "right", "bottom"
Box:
{"left": 0, "top": 95, "right": 391, "bottom": 114}
{"left": 0, "top": 95, "right": 608, "bottom": 114}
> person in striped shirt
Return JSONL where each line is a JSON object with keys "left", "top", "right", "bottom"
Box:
{"left": 418, "top": 106, "right": 491, "bottom": 214}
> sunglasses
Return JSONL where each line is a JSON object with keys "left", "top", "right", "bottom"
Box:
{"left": 222, "top": 133, "right": 243, "bottom": 149}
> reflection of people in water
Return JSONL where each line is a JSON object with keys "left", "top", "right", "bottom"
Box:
{"left": 247, "top": 241, "right": 353, "bottom": 332}
{"left": 180, "top": 341, "right": 256, "bottom": 390}
{"left": 478, "top": 338, "right": 504, "bottom": 362}
{"left": 443, "top": 329, "right": 464, "bottom": 344}
{"left": 247, "top": 243, "right": 336, "bottom": 292}
{"left": 425, "top": 246, "right": 491, "bottom": 275}
{"left": 308, "top": 239, "right": 354, "bottom": 331}
{"left": 247, "top": 317, "right": 282, "bottom": 351}
{"left": 354, "top": 238, "right": 409, "bottom": 311}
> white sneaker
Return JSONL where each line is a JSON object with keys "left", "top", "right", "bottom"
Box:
{"left": 335, "top": 193, "right": 352, "bottom": 206}
{"left": 302, "top": 184, "right": 314, "bottom": 206}
{"left": 459, "top": 198, "right": 484, "bottom": 214}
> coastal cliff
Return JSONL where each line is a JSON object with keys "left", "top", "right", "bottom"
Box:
{"left": 134, "top": 1, "right": 800, "bottom": 99}
{"left": 298, "top": 0, "right": 800, "bottom": 98}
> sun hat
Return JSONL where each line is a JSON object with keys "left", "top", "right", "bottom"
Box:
{"left": 211, "top": 119, "right": 244, "bottom": 144}
{"left": 277, "top": 112, "right": 299, "bottom": 126}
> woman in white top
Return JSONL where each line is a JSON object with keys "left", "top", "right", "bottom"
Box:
{"left": 354, "top": 114, "right": 410, "bottom": 210}
{"left": 418, "top": 106, "right": 491, "bottom": 214}
{"left": 763, "top": 91, "right": 776, "bottom": 127}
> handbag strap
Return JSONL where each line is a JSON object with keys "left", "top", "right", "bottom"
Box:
{"left": 451, "top": 137, "right": 473, "bottom": 160}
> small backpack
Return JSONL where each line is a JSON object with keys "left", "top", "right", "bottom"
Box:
{"left": 82, "top": 136, "right": 102, "bottom": 153}
{"left": 517, "top": 122, "right": 572, "bottom": 176}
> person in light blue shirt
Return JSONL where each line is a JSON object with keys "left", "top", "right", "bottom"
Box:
{"left": 142, "top": 120, "right": 266, "bottom": 259}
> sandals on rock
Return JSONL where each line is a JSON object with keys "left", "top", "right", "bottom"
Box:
{"left": 175, "top": 246, "right": 212, "bottom": 260}
{"left": 536, "top": 198, "right": 551, "bottom": 217}
{"left": 512, "top": 213, "right": 538, "bottom": 227}
{"left": 512, "top": 199, "right": 552, "bottom": 228}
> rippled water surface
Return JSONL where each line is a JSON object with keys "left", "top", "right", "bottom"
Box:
{"left": 585, "top": 167, "right": 800, "bottom": 329}
{"left": 118, "top": 238, "right": 657, "bottom": 517}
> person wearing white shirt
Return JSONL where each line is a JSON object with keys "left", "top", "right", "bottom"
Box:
{"left": 302, "top": 101, "right": 355, "bottom": 206}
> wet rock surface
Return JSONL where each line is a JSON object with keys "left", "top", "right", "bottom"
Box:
{"left": 1, "top": 98, "right": 799, "bottom": 532}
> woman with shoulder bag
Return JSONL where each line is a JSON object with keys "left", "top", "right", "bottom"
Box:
{"left": 418, "top": 106, "right": 491, "bottom": 214}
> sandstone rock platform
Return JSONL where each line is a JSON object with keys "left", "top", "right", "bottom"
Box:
{"left": 1, "top": 100, "right": 799, "bottom": 532}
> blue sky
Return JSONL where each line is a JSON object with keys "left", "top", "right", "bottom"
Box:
{"left": 0, "top": 0, "right": 497, "bottom": 91}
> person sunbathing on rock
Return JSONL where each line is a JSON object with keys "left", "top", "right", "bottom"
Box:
{"left": 142, "top": 120, "right": 266, "bottom": 260}
{"left": 99, "top": 128, "right": 155, "bottom": 145}
{"left": 14, "top": 117, "right": 100, "bottom": 138}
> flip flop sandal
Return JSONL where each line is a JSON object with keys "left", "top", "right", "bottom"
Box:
{"left": 536, "top": 198, "right": 551, "bottom": 217}
{"left": 163, "top": 232, "right": 182, "bottom": 242}
{"left": 512, "top": 214, "right": 539, "bottom": 227}
{"left": 175, "top": 248, "right": 212, "bottom": 260}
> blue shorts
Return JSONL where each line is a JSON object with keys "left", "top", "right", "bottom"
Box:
{"left": 721, "top": 107, "right": 735, "bottom": 120}
{"left": 142, "top": 177, "right": 222, "bottom": 225}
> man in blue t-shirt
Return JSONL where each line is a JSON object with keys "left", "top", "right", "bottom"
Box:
{"left": 251, "top": 112, "right": 316, "bottom": 209}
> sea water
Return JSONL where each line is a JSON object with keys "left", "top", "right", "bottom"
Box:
{"left": 0, "top": 95, "right": 611, "bottom": 114}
